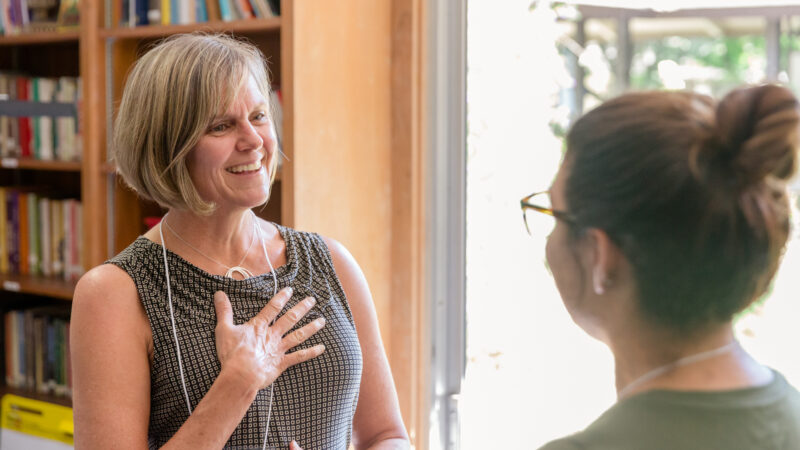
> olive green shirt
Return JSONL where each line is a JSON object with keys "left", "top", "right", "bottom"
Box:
{"left": 539, "top": 370, "right": 800, "bottom": 450}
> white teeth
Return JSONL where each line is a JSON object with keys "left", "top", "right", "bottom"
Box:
{"left": 227, "top": 160, "right": 262, "bottom": 173}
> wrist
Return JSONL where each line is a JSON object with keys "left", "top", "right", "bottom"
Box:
{"left": 217, "top": 364, "right": 261, "bottom": 401}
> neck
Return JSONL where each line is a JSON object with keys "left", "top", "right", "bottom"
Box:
{"left": 164, "top": 208, "right": 255, "bottom": 266}
{"left": 608, "top": 322, "right": 769, "bottom": 400}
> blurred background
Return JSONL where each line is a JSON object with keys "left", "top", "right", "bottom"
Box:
{"left": 462, "top": 1, "right": 800, "bottom": 448}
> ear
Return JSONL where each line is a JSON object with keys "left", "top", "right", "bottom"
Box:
{"left": 584, "top": 228, "right": 620, "bottom": 295}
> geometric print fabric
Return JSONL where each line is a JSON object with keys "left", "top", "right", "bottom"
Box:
{"left": 107, "top": 224, "right": 363, "bottom": 449}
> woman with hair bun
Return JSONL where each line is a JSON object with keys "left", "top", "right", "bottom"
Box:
{"left": 524, "top": 84, "right": 800, "bottom": 449}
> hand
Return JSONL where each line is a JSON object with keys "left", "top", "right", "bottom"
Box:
{"left": 290, "top": 441, "right": 303, "bottom": 450}
{"left": 213, "top": 287, "right": 326, "bottom": 391}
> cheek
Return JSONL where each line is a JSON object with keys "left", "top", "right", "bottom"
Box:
{"left": 546, "top": 230, "right": 584, "bottom": 304}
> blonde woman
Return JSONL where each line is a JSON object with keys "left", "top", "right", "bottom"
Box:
{"left": 71, "top": 34, "right": 408, "bottom": 449}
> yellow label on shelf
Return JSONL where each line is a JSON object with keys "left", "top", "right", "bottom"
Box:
{"left": 1, "top": 394, "right": 73, "bottom": 446}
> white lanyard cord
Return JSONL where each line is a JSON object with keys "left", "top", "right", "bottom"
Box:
{"left": 159, "top": 211, "right": 278, "bottom": 449}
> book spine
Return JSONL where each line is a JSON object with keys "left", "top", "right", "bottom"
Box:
{"left": 217, "top": 0, "right": 231, "bottom": 21}
{"left": 24, "top": 310, "right": 34, "bottom": 390}
{"left": 51, "top": 199, "right": 62, "bottom": 276}
{"left": 194, "top": 0, "right": 206, "bottom": 22}
{"left": 204, "top": 0, "right": 219, "bottom": 22}
{"left": 34, "top": 315, "right": 44, "bottom": 393}
{"left": 12, "top": 311, "right": 21, "bottom": 387}
{"left": 28, "top": 192, "right": 39, "bottom": 275}
{"left": 5, "top": 312, "right": 13, "bottom": 386}
{"left": 6, "top": 189, "right": 19, "bottom": 274}
{"left": 160, "top": 0, "right": 170, "bottom": 23}
{"left": 136, "top": 0, "right": 149, "bottom": 25}
{"left": 46, "top": 317, "right": 55, "bottom": 392}
{"left": 18, "top": 190, "right": 28, "bottom": 275}
{"left": 0, "top": 186, "right": 6, "bottom": 274}
{"left": 16, "top": 77, "right": 30, "bottom": 158}
{"left": 39, "top": 78, "right": 55, "bottom": 161}
{"left": 39, "top": 197, "right": 50, "bottom": 276}
{"left": 31, "top": 78, "right": 40, "bottom": 159}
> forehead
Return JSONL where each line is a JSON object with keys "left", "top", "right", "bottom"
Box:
{"left": 234, "top": 76, "right": 268, "bottom": 105}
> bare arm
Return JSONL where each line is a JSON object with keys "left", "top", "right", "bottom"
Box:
{"left": 72, "top": 265, "right": 324, "bottom": 449}
{"left": 324, "top": 238, "right": 410, "bottom": 450}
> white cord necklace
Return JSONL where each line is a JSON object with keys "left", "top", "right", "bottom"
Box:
{"left": 159, "top": 210, "right": 279, "bottom": 450}
{"left": 163, "top": 213, "right": 257, "bottom": 279}
{"left": 617, "top": 341, "right": 738, "bottom": 400}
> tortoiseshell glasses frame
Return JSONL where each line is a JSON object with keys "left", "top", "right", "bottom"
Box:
{"left": 520, "top": 191, "right": 577, "bottom": 235}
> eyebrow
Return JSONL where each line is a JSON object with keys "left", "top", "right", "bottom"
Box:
{"left": 211, "top": 103, "right": 270, "bottom": 122}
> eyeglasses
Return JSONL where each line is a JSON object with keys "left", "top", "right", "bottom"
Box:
{"left": 520, "top": 191, "right": 577, "bottom": 235}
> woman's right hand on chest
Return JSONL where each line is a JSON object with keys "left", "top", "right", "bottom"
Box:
{"left": 213, "top": 287, "right": 326, "bottom": 391}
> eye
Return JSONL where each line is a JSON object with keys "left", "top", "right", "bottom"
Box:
{"left": 252, "top": 111, "right": 268, "bottom": 122}
{"left": 208, "top": 122, "right": 229, "bottom": 133}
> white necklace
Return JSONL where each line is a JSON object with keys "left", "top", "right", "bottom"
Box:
{"left": 159, "top": 211, "right": 279, "bottom": 450}
{"left": 163, "top": 212, "right": 257, "bottom": 279}
{"left": 617, "top": 341, "right": 738, "bottom": 400}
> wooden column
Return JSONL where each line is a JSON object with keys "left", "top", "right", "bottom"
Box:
{"left": 391, "top": 0, "right": 428, "bottom": 447}
{"left": 79, "top": 0, "right": 108, "bottom": 269}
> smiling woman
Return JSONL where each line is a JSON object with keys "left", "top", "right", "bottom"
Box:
{"left": 69, "top": 33, "right": 409, "bottom": 450}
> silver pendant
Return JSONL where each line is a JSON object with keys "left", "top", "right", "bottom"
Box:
{"left": 225, "top": 266, "right": 255, "bottom": 279}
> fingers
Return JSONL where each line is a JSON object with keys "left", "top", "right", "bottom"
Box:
{"left": 281, "top": 344, "right": 325, "bottom": 371}
{"left": 273, "top": 296, "right": 316, "bottom": 335}
{"left": 279, "top": 317, "right": 326, "bottom": 352}
{"left": 290, "top": 441, "right": 303, "bottom": 450}
{"left": 213, "top": 291, "right": 233, "bottom": 327}
{"left": 256, "top": 287, "right": 294, "bottom": 325}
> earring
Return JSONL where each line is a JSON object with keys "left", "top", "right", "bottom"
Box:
{"left": 593, "top": 276, "right": 605, "bottom": 295}
{"left": 593, "top": 271, "right": 612, "bottom": 296}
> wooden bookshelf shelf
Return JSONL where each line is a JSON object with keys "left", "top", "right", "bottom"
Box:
{"left": 0, "top": 385, "right": 71, "bottom": 407}
{"left": 0, "top": 274, "right": 76, "bottom": 301}
{"left": 0, "top": 158, "right": 81, "bottom": 171}
{"left": 0, "top": 31, "right": 79, "bottom": 46}
{"left": 101, "top": 18, "right": 281, "bottom": 40}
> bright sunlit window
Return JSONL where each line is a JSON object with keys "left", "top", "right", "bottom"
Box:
{"left": 462, "top": 1, "right": 800, "bottom": 448}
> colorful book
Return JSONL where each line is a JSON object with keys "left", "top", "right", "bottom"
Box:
{"left": 37, "top": 77, "right": 56, "bottom": 161}
{"left": 39, "top": 196, "right": 50, "bottom": 276}
{"left": 16, "top": 77, "right": 30, "bottom": 158}
{"left": 18, "top": 190, "right": 28, "bottom": 274}
{"left": 27, "top": 192, "right": 39, "bottom": 275}
{"left": 50, "top": 199, "right": 63, "bottom": 276}
{"left": 204, "top": 0, "right": 219, "bottom": 21}
{"left": 0, "top": 186, "right": 6, "bottom": 274}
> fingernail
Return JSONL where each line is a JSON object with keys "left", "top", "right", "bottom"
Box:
{"left": 214, "top": 291, "right": 225, "bottom": 302}
{"left": 285, "top": 287, "right": 293, "bottom": 296}
{"left": 316, "top": 317, "right": 326, "bottom": 326}
{"left": 305, "top": 297, "right": 316, "bottom": 307}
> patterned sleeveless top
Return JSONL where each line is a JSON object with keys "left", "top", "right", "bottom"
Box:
{"left": 107, "top": 225, "right": 363, "bottom": 449}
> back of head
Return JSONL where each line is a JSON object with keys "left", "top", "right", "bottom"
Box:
{"left": 112, "top": 33, "right": 273, "bottom": 215}
{"left": 565, "top": 85, "right": 800, "bottom": 332}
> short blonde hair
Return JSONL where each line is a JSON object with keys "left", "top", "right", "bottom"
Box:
{"left": 112, "top": 33, "right": 276, "bottom": 215}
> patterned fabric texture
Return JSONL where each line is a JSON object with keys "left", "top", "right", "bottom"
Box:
{"left": 107, "top": 225, "right": 363, "bottom": 449}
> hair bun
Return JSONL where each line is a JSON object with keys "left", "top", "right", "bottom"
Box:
{"left": 713, "top": 84, "right": 800, "bottom": 187}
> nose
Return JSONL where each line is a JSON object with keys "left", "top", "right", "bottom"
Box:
{"left": 236, "top": 121, "right": 264, "bottom": 152}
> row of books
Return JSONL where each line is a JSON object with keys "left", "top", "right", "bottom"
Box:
{"left": 4, "top": 309, "right": 71, "bottom": 398}
{"left": 120, "top": 0, "right": 279, "bottom": 27}
{"left": 0, "top": 188, "right": 83, "bottom": 281}
{"left": 0, "top": 74, "right": 82, "bottom": 162}
{"left": 1, "top": 0, "right": 78, "bottom": 35}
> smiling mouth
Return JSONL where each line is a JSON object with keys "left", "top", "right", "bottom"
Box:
{"left": 226, "top": 159, "right": 263, "bottom": 174}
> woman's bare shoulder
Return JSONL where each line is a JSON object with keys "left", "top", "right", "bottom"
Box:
{"left": 72, "top": 264, "right": 149, "bottom": 339}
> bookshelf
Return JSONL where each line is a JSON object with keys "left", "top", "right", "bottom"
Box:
{"left": 0, "top": 0, "right": 412, "bottom": 423}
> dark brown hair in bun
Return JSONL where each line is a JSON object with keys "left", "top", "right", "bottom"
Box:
{"left": 564, "top": 85, "right": 800, "bottom": 332}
